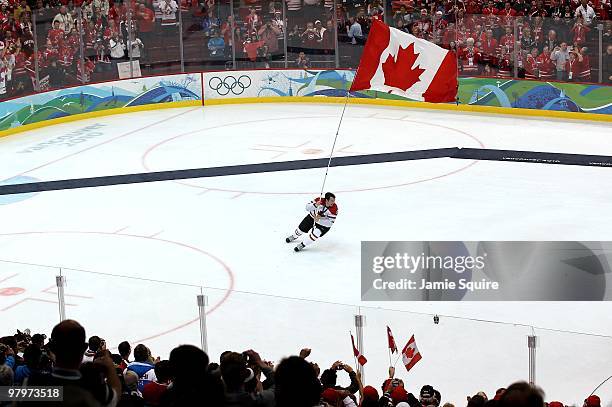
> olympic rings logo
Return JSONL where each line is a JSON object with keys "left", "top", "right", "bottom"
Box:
{"left": 208, "top": 75, "right": 252, "bottom": 96}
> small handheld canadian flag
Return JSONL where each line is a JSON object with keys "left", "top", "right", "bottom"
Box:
{"left": 350, "top": 19, "right": 457, "bottom": 103}
{"left": 350, "top": 332, "right": 367, "bottom": 366}
{"left": 401, "top": 335, "right": 422, "bottom": 373}
{"left": 387, "top": 326, "right": 398, "bottom": 354}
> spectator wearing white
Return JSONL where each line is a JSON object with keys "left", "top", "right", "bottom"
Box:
{"left": 550, "top": 42, "right": 570, "bottom": 80}
{"left": 128, "top": 31, "right": 144, "bottom": 59}
{"left": 272, "top": 11, "right": 284, "bottom": 36}
{"left": 314, "top": 20, "right": 326, "bottom": 39}
{"left": 93, "top": 0, "right": 110, "bottom": 16}
{"left": 0, "top": 58, "right": 8, "bottom": 96}
{"left": 52, "top": 6, "right": 73, "bottom": 34}
{"left": 82, "top": 336, "right": 104, "bottom": 364}
{"left": 109, "top": 32, "right": 126, "bottom": 72}
{"left": 347, "top": 17, "right": 363, "bottom": 45}
{"left": 574, "top": 0, "right": 595, "bottom": 25}
{"left": 81, "top": 0, "right": 94, "bottom": 22}
{"left": 159, "top": 0, "right": 178, "bottom": 28}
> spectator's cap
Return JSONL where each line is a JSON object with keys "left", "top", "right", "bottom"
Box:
{"left": 421, "top": 8, "right": 428, "bottom": 13}
{"left": 585, "top": 395, "right": 601, "bottom": 407}
{"left": 363, "top": 386, "right": 379, "bottom": 401}
{"left": 322, "top": 388, "right": 342, "bottom": 403}
{"left": 315, "top": 19, "right": 321, "bottom": 24}
{"left": 397, "top": 403, "right": 411, "bottom": 407}
{"left": 436, "top": 10, "right": 443, "bottom": 15}
{"left": 391, "top": 386, "right": 409, "bottom": 404}
{"left": 549, "top": 402, "right": 564, "bottom": 407}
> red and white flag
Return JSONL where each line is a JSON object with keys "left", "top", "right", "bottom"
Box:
{"left": 387, "top": 326, "right": 398, "bottom": 354}
{"left": 351, "top": 333, "right": 367, "bottom": 366}
{"left": 350, "top": 19, "right": 457, "bottom": 103}
{"left": 401, "top": 335, "right": 422, "bottom": 373}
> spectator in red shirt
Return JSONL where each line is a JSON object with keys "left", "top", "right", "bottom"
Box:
{"left": 47, "top": 20, "right": 65, "bottom": 47}
{"left": 136, "top": 3, "right": 155, "bottom": 53}
{"left": 459, "top": 37, "right": 481, "bottom": 74}
{"left": 564, "top": 48, "right": 583, "bottom": 81}
{"left": 480, "top": 29, "right": 497, "bottom": 63}
{"left": 577, "top": 46, "right": 591, "bottom": 81}
{"left": 142, "top": 360, "right": 171, "bottom": 406}
{"left": 524, "top": 47, "right": 539, "bottom": 79}
{"left": 570, "top": 18, "right": 590, "bottom": 46}
{"left": 245, "top": 7, "right": 260, "bottom": 30}
{"left": 482, "top": 1, "right": 499, "bottom": 15}
{"left": 499, "top": 25, "right": 514, "bottom": 48}
{"left": 536, "top": 45, "right": 555, "bottom": 79}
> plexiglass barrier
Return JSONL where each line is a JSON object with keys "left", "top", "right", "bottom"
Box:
{"left": 1, "top": 259, "right": 611, "bottom": 404}
{"left": 2, "top": 0, "right": 609, "bottom": 102}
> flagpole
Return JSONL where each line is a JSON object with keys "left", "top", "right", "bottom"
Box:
{"left": 454, "top": 0, "right": 460, "bottom": 105}
{"left": 318, "top": 90, "right": 350, "bottom": 198}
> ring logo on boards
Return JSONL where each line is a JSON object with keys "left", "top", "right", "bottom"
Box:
{"left": 208, "top": 75, "right": 252, "bottom": 96}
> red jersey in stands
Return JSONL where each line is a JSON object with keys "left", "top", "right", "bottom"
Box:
{"left": 12, "top": 51, "right": 28, "bottom": 77}
{"left": 58, "top": 46, "right": 75, "bottom": 67}
{"left": 499, "top": 32, "right": 514, "bottom": 48}
{"left": 496, "top": 54, "right": 513, "bottom": 78}
{"left": 48, "top": 28, "right": 64, "bottom": 47}
{"left": 459, "top": 46, "right": 481, "bottom": 74}
{"left": 536, "top": 51, "right": 555, "bottom": 79}
{"left": 480, "top": 36, "right": 498, "bottom": 57}
{"left": 137, "top": 6, "right": 155, "bottom": 32}
{"left": 571, "top": 24, "right": 589, "bottom": 46}
{"left": 243, "top": 40, "right": 264, "bottom": 61}
{"left": 524, "top": 53, "right": 539, "bottom": 79}
{"left": 577, "top": 54, "right": 591, "bottom": 81}
{"left": 565, "top": 57, "right": 581, "bottom": 80}
{"left": 497, "top": 6, "right": 517, "bottom": 25}
{"left": 482, "top": 6, "right": 499, "bottom": 16}
{"left": 77, "top": 58, "right": 95, "bottom": 82}
{"left": 466, "top": 0, "right": 481, "bottom": 14}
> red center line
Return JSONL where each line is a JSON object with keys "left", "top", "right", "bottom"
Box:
{"left": 7, "top": 107, "right": 200, "bottom": 181}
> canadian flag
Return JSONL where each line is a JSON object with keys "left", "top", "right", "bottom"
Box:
{"left": 350, "top": 19, "right": 458, "bottom": 103}
{"left": 401, "top": 335, "right": 422, "bottom": 373}
{"left": 387, "top": 326, "right": 398, "bottom": 354}
{"left": 351, "top": 333, "right": 367, "bottom": 366}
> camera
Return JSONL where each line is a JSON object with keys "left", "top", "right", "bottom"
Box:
{"left": 433, "top": 315, "right": 440, "bottom": 324}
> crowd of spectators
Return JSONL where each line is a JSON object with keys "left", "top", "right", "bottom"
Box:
{"left": 0, "top": 0, "right": 610, "bottom": 100}
{"left": 0, "top": 321, "right": 607, "bottom": 407}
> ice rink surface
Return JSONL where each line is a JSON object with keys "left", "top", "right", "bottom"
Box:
{"left": 1, "top": 103, "right": 612, "bottom": 404}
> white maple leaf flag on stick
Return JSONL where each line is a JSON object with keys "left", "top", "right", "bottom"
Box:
{"left": 349, "top": 19, "right": 457, "bottom": 103}
{"left": 401, "top": 335, "right": 422, "bottom": 373}
{"left": 351, "top": 332, "right": 367, "bottom": 366}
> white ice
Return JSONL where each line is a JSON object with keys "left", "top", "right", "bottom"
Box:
{"left": 1, "top": 103, "right": 612, "bottom": 405}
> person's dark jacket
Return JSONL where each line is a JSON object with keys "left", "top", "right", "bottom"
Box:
{"left": 603, "top": 51, "right": 612, "bottom": 84}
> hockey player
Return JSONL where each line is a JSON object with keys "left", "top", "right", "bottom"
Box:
{"left": 286, "top": 192, "right": 337, "bottom": 252}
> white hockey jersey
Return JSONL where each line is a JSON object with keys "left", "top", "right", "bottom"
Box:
{"left": 306, "top": 197, "right": 338, "bottom": 228}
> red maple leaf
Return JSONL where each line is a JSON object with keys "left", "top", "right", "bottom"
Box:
{"left": 404, "top": 347, "right": 415, "bottom": 358}
{"left": 382, "top": 43, "right": 426, "bottom": 91}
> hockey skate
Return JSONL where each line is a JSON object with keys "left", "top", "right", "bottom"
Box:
{"left": 294, "top": 242, "right": 306, "bottom": 252}
{"left": 285, "top": 235, "right": 298, "bottom": 243}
